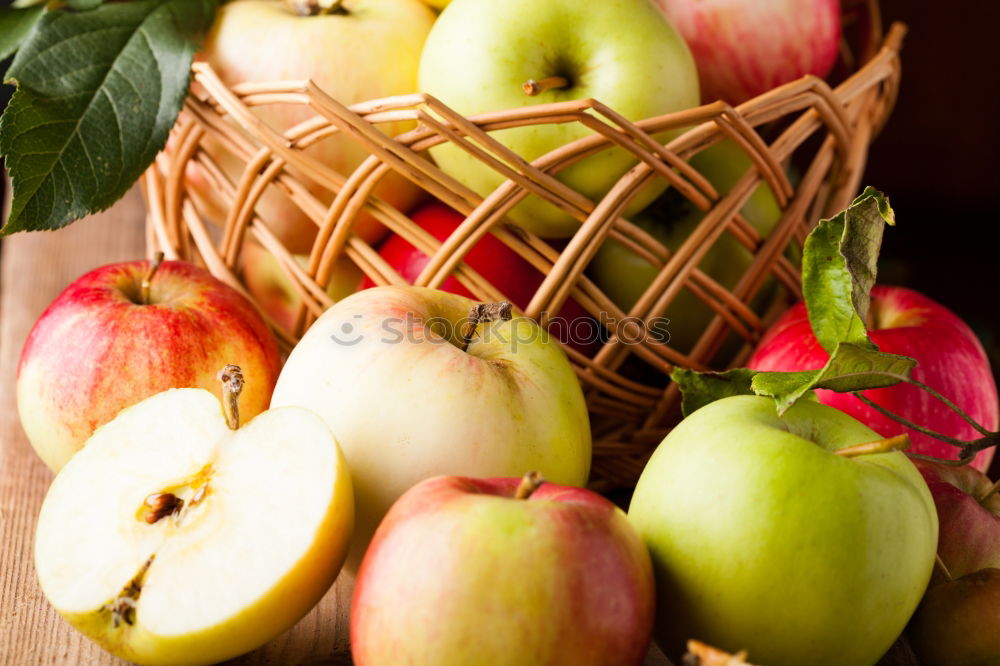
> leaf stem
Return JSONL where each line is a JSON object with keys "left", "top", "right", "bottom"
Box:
{"left": 852, "top": 393, "right": 970, "bottom": 448}
{"left": 902, "top": 377, "right": 994, "bottom": 437}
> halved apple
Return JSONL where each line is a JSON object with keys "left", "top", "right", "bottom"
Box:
{"left": 34, "top": 367, "right": 353, "bottom": 666}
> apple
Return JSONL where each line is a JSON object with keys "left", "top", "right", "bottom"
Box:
{"left": 241, "top": 239, "right": 362, "bottom": 332}
{"left": 351, "top": 472, "right": 654, "bottom": 666}
{"left": 903, "top": 460, "right": 1000, "bottom": 666}
{"left": 588, "top": 139, "right": 782, "bottom": 353}
{"left": 628, "top": 394, "right": 938, "bottom": 666}
{"left": 360, "top": 200, "right": 599, "bottom": 352}
{"left": 748, "top": 285, "right": 1000, "bottom": 471}
{"left": 651, "top": 0, "right": 842, "bottom": 106}
{"left": 418, "top": 0, "right": 700, "bottom": 238}
{"left": 270, "top": 285, "right": 592, "bottom": 569}
{"left": 908, "top": 567, "right": 1000, "bottom": 666}
{"left": 200, "top": 0, "right": 436, "bottom": 252}
{"left": 17, "top": 257, "right": 281, "bottom": 472}
{"left": 34, "top": 368, "right": 354, "bottom": 666}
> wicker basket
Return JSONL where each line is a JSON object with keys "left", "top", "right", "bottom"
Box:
{"left": 142, "top": 1, "right": 905, "bottom": 491}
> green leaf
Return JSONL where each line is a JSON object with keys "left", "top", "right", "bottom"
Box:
{"left": 0, "top": 5, "right": 46, "bottom": 62}
{"left": 65, "top": 0, "right": 107, "bottom": 10}
{"left": 752, "top": 342, "right": 917, "bottom": 414}
{"left": 802, "top": 187, "right": 895, "bottom": 353}
{"left": 0, "top": 0, "right": 217, "bottom": 235}
{"left": 671, "top": 367, "right": 758, "bottom": 417}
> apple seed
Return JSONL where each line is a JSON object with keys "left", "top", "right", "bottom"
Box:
{"left": 143, "top": 492, "right": 183, "bottom": 524}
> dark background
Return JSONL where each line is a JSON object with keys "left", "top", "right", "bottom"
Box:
{"left": 2, "top": 1, "right": 998, "bottom": 387}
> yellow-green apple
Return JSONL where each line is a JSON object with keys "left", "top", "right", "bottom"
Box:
{"left": 651, "top": 0, "right": 841, "bottom": 105}
{"left": 34, "top": 369, "right": 354, "bottom": 666}
{"left": 360, "top": 200, "right": 599, "bottom": 353}
{"left": 908, "top": 567, "right": 1000, "bottom": 666}
{"left": 748, "top": 285, "right": 999, "bottom": 471}
{"left": 240, "top": 240, "right": 362, "bottom": 332}
{"left": 16, "top": 258, "right": 281, "bottom": 472}
{"left": 200, "top": 0, "right": 436, "bottom": 252}
{"left": 418, "top": 0, "right": 699, "bottom": 238}
{"left": 904, "top": 460, "right": 1000, "bottom": 666}
{"left": 270, "top": 285, "right": 591, "bottom": 569}
{"left": 628, "top": 395, "right": 938, "bottom": 666}
{"left": 351, "top": 472, "right": 654, "bottom": 666}
{"left": 588, "top": 140, "right": 781, "bottom": 353}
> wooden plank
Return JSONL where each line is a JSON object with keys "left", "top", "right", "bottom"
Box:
{"left": 0, "top": 187, "right": 671, "bottom": 664}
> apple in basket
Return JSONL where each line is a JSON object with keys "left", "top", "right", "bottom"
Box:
{"left": 418, "top": 0, "right": 700, "bottom": 238}
{"left": 196, "top": 0, "right": 437, "bottom": 252}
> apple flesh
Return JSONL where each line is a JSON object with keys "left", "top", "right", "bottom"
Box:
{"left": 34, "top": 386, "right": 354, "bottom": 666}
{"left": 351, "top": 474, "right": 655, "bottom": 666}
{"left": 748, "top": 285, "right": 999, "bottom": 470}
{"left": 651, "top": 0, "right": 841, "bottom": 105}
{"left": 588, "top": 139, "right": 782, "bottom": 353}
{"left": 628, "top": 395, "right": 938, "bottom": 666}
{"left": 270, "top": 285, "right": 592, "bottom": 570}
{"left": 200, "top": 0, "right": 436, "bottom": 251}
{"left": 418, "top": 0, "right": 700, "bottom": 238}
{"left": 17, "top": 259, "right": 281, "bottom": 472}
{"left": 361, "top": 201, "right": 598, "bottom": 353}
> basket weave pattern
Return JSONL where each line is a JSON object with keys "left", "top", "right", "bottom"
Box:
{"left": 143, "top": 8, "right": 905, "bottom": 490}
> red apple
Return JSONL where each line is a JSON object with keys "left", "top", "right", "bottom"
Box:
{"left": 748, "top": 285, "right": 999, "bottom": 470}
{"left": 16, "top": 258, "right": 282, "bottom": 472}
{"left": 351, "top": 473, "right": 655, "bottom": 666}
{"left": 905, "top": 460, "right": 1000, "bottom": 665}
{"left": 361, "top": 201, "right": 599, "bottom": 353}
{"left": 908, "top": 568, "right": 1000, "bottom": 666}
{"left": 651, "top": 0, "right": 841, "bottom": 105}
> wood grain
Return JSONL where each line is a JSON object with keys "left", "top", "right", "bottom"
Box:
{"left": 0, "top": 188, "right": 671, "bottom": 664}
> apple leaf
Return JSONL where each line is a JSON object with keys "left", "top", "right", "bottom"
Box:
{"left": 65, "top": 0, "right": 107, "bottom": 10}
{"left": 0, "top": 5, "right": 46, "bottom": 62}
{"left": 671, "top": 368, "right": 758, "bottom": 417}
{"left": 802, "top": 187, "right": 895, "bottom": 353}
{"left": 751, "top": 342, "right": 918, "bottom": 414}
{"left": 0, "top": 0, "right": 217, "bottom": 235}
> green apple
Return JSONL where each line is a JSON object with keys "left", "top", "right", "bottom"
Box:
{"left": 200, "top": 0, "right": 436, "bottom": 252}
{"left": 588, "top": 140, "right": 782, "bottom": 354}
{"left": 628, "top": 395, "right": 938, "bottom": 666}
{"left": 35, "top": 371, "right": 354, "bottom": 665}
{"left": 270, "top": 285, "right": 592, "bottom": 570}
{"left": 418, "top": 0, "right": 699, "bottom": 238}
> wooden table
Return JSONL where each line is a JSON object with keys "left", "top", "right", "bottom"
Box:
{"left": 0, "top": 189, "right": 672, "bottom": 664}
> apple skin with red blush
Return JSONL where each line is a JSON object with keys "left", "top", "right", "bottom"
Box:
{"left": 748, "top": 285, "right": 999, "bottom": 470}
{"left": 351, "top": 474, "right": 655, "bottom": 666}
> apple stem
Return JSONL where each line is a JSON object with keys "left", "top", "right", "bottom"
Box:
{"left": 834, "top": 434, "right": 910, "bottom": 458}
{"left": 934, "top": 554, "right": 954, "bottom": 583}
{"left": 514, "top": 471, "right": 545, "bottom": 499}
{"left": 286, "top": 0, "right": 348, "bottom": 16}
{"left": 684, "top": 639, "right": 755, "bottom": 666}
{"left": 217, "top": 364, "right": 244, "bottom": 430}
{"left": 522, "top": 76, "right": 569, "bottom": 96}
{"left": 977, "top": 477, "right": 1000, "bottom": 504}
{"left": 140, "top": 251, "right": 164, "bottom": 305}
{"left": 460, "top": 301, "right": 513, "bottom": 352}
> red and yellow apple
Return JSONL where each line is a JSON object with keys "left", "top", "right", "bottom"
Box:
{"left": 748, "top": 285, "right": 999, "bottom": 470}
{"left": 17, "top": 259, "right": 281, "bottom": 472}
{"left": 270, "top": 285, "right": 592, "bottom": 569}
{"left": 198, "top": 0, "right": 436, "bottom": 251}
{"left": 351, "top": 473, "right": 654, "bottom": 666}
{"left": 651, "top": 0, "right": 842, "bottom": 105}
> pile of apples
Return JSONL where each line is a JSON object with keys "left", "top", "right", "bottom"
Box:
{"left": 15, "top": 1, "right": 1000, "bottom": 665}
